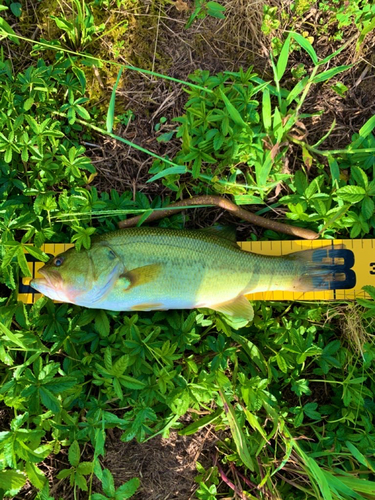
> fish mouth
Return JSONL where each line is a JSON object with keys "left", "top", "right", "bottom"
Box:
{"left": 30, "top": 268, "right": 63, "bottom": 294}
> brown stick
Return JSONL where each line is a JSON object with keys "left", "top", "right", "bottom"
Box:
{"left": 118, "top": 195, "right": 319, "bottom": 240}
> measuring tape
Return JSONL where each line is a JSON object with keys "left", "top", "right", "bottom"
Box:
{"left": 18, "top": 239, "right": 374, "bottom": 304}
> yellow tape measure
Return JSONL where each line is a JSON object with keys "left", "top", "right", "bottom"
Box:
{"left": 19, "top": 239, "right": 374, "bottom": 304}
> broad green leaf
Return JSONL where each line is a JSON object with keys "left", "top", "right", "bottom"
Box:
{"left": 336, "top": 185, "right": 366, "bottom": 203}
{"left": 10, "top": 3, "right": 22, "bottom": 16}
{"left": 136, "top": 208, "right": 153, "bottom": 227}
{"left": 25, "top": 462, "right": 47, "bottom": 490}
{"left": 276, "top": 34, "right": 291, "bottom": 80}
{"left": 0, "top": 322, "right": 29, "bottom": 349}
{"left": 56, "top": 469, "right": 72, "bottom": 480}
{"left": 39, "top": 386, "right": 61, "bottom": 413}
{"left": 75, "top": 472, "right": 88, "bottom": 491}
{"left": 290, "top": 32, "right": 318, "bottom": 64}
{"left": 102, "top": 468, "right": 116, "bottom": 497}
{"left": 0, "top": 470, "right": 26, "bottom": 492}
{"left": 119, "top": 375, "right": 146, "bottom": 390}
{"left": 24, "top": 97, "right": 34, "bottom": 111}
{"left": 95, "top": 310, "right": 110, "bottom": 337}
{"left": 23, "top": 245, "right": 49, "bottom": 262}
{"left": 351, "top": 114, "right": 375, "bottom": 149}
{"left": 179, "top": 409, "right": 223, "bottom": 436}
{"left": 45, "top": 377, "right": 78, "bottom": 394}
{"left": 147, "top": 165, "right": 186, "bottom": 182}
{"left": 262, "top": 88, "right": 271, "bottom": 131}
{"left": 276, "top": 353, "right": 288, "bottom": 373}
{"left": 77, "top": 462, "right": 94, "bottom": 475}
{"left": 361, "top": 197, "right": 374, "bottom": 220}
{"left": 0, "top": 17, "right": 20, "bottom": 44}
{"left": 313, "top": 65, "right": 352, "bottom": 83}
{"left": 286, "top": 76, "right": 309, "bottom": 105}
{"left": 68, "top": 440, "right": 81, "bottom": 467}
{"left": 115, "top": 477, "right": 140, "bottom": 499}
{"left": 17, "top": 247, "right": 31, "bottom": 277}
{"left": 219, "top": 390, "right": 255, "bottom": 471}
{"left": 219, "top": 88, "right": 248, "bottom": 128}
{"left": 328, "top": 155, "right": 340, "bottom": 185}
{"left": 345, "top": 441, "right": 375, "bottom": 472}
{"left": 112, "top": 355, "right": 129, "bottom": 377}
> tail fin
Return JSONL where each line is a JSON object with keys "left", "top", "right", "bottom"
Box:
{"left": 288, "top": 247, "right": 356, "bottom": 292}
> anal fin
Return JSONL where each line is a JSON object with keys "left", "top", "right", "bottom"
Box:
{"left": 209, "top": 295, "right": 254, "bottom": 321}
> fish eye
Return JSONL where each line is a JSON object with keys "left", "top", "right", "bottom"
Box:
{"left": 53, "top": 257, "right": 64, "bottom": 267}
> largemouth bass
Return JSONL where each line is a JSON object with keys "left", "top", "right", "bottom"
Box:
{"left": 30, "top": 227, "right": 353, "bottom": 321}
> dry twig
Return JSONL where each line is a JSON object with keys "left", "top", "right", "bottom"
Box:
{"left": 118, "top": 195, "right": 319, "bottom": 240}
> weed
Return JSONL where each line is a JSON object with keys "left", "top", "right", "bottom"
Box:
{"left": 51, "top": 0, "right": 105, "bottom": 51}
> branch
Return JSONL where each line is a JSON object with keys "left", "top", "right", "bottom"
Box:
{"left": 118, "top": 195, "right": 319, "bottom": 240}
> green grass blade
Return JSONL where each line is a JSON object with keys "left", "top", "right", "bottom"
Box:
{"left": 219, "top": 390, "right": 255, "bottom": 471}
{"left": 357, "top": 17, "right": 375, "bottom": 51}
{"left": 313, "top": 65, "right": 352, "bottom": 83}
{"left": 219, "top": 88, "right": 248, "bottom": 128}
{"left": 351, "top": 114, "right": 375, "bottom": 149}
{"left": 345, "top": 441, "right": 375, "bottom": 472}
{"left": 262, "top": 88, "right": 271, "bottom": 132}
{"left": 179, "top": 409, "right": 223, "bottom": 436}
{"left": 135, "top": 209, "right": 154, "bottom": 227}
{"left": 147, "top": 165, "right": 187, "bottom": 182}
{"left": 10, "top": 33, "right": 214, "bottom": 94}
{"left": 106, "top": 65, "right": 124, "bottom": 133}
{"left": 61, "top": 114, "right": 186, "bottom": 171}
{"left": 276, "top": 34, "right": 291, "bottom": 81}
{"left": 286, "top": 76, "right": 309, "bottom": 105}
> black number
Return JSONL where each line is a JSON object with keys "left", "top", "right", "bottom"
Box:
{"left": 370, "top": 263, "right": 375, "bottom": 275}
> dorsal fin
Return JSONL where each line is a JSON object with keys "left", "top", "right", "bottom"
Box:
{"left": 199, "top": 225, "right": 237, "bottom": 244}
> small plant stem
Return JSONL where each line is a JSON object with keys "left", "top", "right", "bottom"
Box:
{"left": 288, "top": 136, "right": 375, "bottom": 157}
{"left": 294, "top": 66, "right": 319, "bottom": 117}
{"left": 118, "top": 194, "right": 320, "bottom": 240}
{"left": 0, "top": 31, "right": 213, "bottom": 94}
{"left": 52, "top": 112, "right": 183, "bottom": 170}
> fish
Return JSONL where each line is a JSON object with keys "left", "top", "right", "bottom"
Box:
{"left": 30, "top": 226, "right": 355, "bottom": 321}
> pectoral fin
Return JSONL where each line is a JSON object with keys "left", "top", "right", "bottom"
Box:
{"left": 120, "top": 263, "right": 162, "bottom": 291}
{"left": 209, "top": 295, "right": 254, "bottom": 321}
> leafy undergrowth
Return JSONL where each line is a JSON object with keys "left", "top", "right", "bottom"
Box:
{"left": 1, "top": 0, "right": 375, "bottom": 499}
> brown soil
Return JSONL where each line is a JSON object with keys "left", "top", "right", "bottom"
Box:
{"left": 15, "top": 426, "right": 219, "bottom": 500}
{"left": 98, "top": 428, "right": 218, "bottom": 499}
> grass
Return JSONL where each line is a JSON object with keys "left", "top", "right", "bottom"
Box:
{"left": 1, "top": 0, "right": 375, "bottom": 499}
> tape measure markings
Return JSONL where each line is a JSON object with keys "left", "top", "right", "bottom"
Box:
{"left": 18, "top": 239, "right": 373, "bottom": 304}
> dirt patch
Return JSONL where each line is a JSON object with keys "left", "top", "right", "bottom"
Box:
{"left": 14, "top": 426, "right": 219, "bottom": 500}
{"left": 97, "top": 428, "right": 218, "bottom": 499}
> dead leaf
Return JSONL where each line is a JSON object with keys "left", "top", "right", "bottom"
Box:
{"left": 175, "top": 0, "right": 189, "bottom": 12}
{"left": 302, "top": 145, "right": 313, "bottom": 171}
